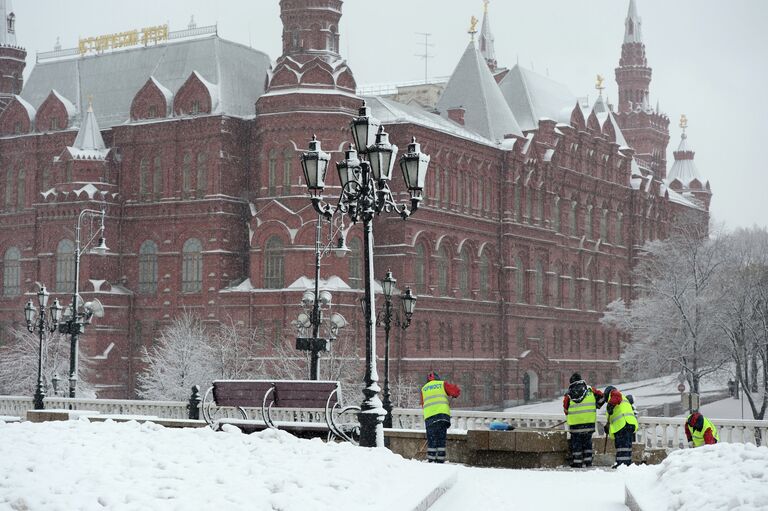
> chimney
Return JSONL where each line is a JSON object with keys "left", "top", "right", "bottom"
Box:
{"left": 447, "top": 106, "right": 465, "bottom": 126}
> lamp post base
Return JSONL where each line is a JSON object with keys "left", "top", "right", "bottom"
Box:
{"left": 357, "top": 406, "right": 386, "bottom": 447}
{"left": 33, "top": 384, "right": 45, "bottom": 410}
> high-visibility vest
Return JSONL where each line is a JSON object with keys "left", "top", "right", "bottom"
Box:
{"left": 567, "top": 389, "right": 597, "bottom": 431}
{"left": 607, "top": 396, "right": 639, "bottom": 437}
{"left": 422, "top": 380, "right": 451, "bottom": 420}
{"left": 692, "top": 417, "right": 720, "bottom": 447}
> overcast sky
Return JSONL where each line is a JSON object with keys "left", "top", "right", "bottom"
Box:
{"left": 12, "top": 0, "right": 768, "bottom": 229}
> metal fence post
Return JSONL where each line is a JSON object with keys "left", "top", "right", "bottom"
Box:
{"left": 188, "top": 385, "right": 201, "bottom": 420}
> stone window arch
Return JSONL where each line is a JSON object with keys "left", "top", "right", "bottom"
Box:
{"left": 181, "top": 238, "right": 203, "bottom": 293}
{"left": 458, "top": 246, "right": 471, "bottom": 298}
{"left": 55, "top": 239, "right": 75, "bottom": 293}
{"left": 3, "top": 247, "right": 21, "bottom": 297}
{"left": 138, "top": 240, "right": 158, "bottom": 295}
{"left": 264, "top": 236, "right": 284, "bottom": 289}
{"left": 348, "top": 238, "right": 362, "bottom": 290}
{"left": 437, "top": 245, "right": 450, "bottom": 296}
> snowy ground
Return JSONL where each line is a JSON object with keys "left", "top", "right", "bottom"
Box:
{"left": 1, "top": 418, "right": 766, "bottom": 511}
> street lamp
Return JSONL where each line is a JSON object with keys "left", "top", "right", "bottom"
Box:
{"left": 376, "top": 270, "right": 416, "bottom": 428}
{"left": 58, "top": 208, "right": 108, "bottom": 398}
{"left": 24, "top": 285, "right": 62, "bottom": 410}
{"left": 293, "top": 212, "right": 348, "bottom": 380}
{"left": 300, "top": 101, "right": 430, "bottom": 447}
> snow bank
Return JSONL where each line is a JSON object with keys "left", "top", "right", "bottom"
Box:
{"left": 0, "top": 419, "right": 455, "bottom": 511}
{"left": 626, "top": 443, "right": 768, "bottom": 510}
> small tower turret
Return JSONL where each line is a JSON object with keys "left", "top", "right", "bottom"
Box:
{"left": 0, "top": 0, "right": 26, "bottom": 114}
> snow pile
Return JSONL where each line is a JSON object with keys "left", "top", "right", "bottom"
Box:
{"left": 626, "top": 443, "right": 768, "bottom": 510}
{"left": 0, "top": 419, "right": 455, "bottom": 511}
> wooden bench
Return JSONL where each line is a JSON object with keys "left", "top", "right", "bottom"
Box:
{"left": 201, "top": 379, "right": 360, "bottom": 443}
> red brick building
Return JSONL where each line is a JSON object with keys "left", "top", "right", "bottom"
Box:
{"left": 0, "top": 0, "right": 709, "bottom": 407}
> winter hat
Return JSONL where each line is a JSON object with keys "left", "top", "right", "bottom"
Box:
{"left": 569, "top": 372, "right": 583, "bottom": 384}
{"left": 428, "top": 371, "right": 440, "bottom": 381}
{"left": 603, "top": 385, "right": 616, "bottom": 398}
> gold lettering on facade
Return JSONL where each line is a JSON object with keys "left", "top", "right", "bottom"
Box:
{"left": 78, "top": 25, "right": 169, "bottom": 55}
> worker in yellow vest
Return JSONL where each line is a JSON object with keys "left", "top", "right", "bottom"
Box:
{"left": 598, "top": 385, "right": 639, "bottom": 467}
{"left": 562, "top": 373, "right": 603, "bottom": 468}
{"left": 685, "top": 412, "right": 719, "bottom": 447}
{"left": 420, "top": 371, "right": 461, "bottom": 463}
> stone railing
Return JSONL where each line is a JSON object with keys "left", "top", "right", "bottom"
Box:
{"left": 2, "top": 396, "right": 766, "bottom": 450}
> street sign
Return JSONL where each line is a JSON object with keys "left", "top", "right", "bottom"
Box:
{"left": 677, "top": 383, "right": 685, "bottom": 393}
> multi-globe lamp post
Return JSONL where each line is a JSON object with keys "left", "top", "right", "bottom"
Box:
{"left": 24, "top": 285, "right": 62, "bottom": 410}
{"left": 377, "top": 270, "right": 416, "bottom": 428}
{"left": 300, "top": 101, "right": 430, "bottom": 447}
{"left": 58, "top": 208, "right": 108, "bottom": 398}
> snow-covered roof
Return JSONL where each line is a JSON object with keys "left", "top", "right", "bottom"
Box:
{"left": 364, "top": 95, "right": 497, "bottom": 148}
{"left": 436, "top": 40, "right": 522, "bottom": 141}
{"left": 149, "top": 76, "right": 174, "bottom": 116}
{"left": 21, "top": 36, "right": 270, "bottom": 128}
{"left": 498, "top": 65, "right": 577, "bottom": 132}
{"left": 12, "top": 95, "right": 36, "bottom": 122}
{"left": 624, "top": 0, "right": 643, "bottom": 44}
{"left": 661, "top": 181, "right": 700, "bottom": 208}
{"left": 668, "top": 133, "right": 705, "bottom": 187}
{"left": 67, "top": 103, "right": 109, "bottom": 160}
{"left": 51, "top": 89, "right": 77, "bottom": 121}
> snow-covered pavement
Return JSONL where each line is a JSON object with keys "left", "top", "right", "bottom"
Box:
{"left": 1, "top": 418, "right": 767, "bottom": 511}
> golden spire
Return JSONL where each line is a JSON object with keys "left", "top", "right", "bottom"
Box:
{"left": 469, "top": 15, "right": 479, "bottom": 40}
{"left": 483, "top": 0, "right": 490, "bottom": 14}
{"left": 595, "top": 74, "right": 605, "bottom": 96}
{"left": 680, "top": 114, "right": 688, "bottom": 132}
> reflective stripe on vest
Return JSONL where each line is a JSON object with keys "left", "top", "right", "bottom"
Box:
{"left": 608, "top": 396, "right": 639, "bottom": 437}
{"left": 692, "top": 417, "right": 720, "bottom": 447}
{"left": 567, "top": 390, "right": 597, "bottom": 427}
{"left": 422, "top": 380, "right": 450, "bottom": 419}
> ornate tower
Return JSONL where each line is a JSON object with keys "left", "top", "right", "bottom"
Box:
{"left": 614, "top": 0, "right": 669, "bottom": 177}
{"left": 0, "top": 0, "right": 25, "bottom": 114}
{"left": 668, "top": 115, "right": 711, "bottom": 210}
{"left": 479, "top": 0, "right": 497, "bottom": 72}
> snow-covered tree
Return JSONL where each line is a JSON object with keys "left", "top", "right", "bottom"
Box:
{"left": 137, "top": 311, "right": 217, "bottom": 401}
{"left": 601, "top": 215, "right": 729, "bottom": 392}
{"left": 0, "top": 326, "right": 94, "bottom": 397}
{"left": 714, "top": 227, "right": 768, "bottom": 420}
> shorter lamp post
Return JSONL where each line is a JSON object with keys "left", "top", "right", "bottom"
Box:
{"left": 24, "top": 285, "right": 62, "bottom": 410}
{"left": 377, "top": 270, "right": 416, "bottom": 428}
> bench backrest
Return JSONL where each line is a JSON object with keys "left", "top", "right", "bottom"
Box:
{"left": 212, "top": 380, "right": 340, "bottom": 409}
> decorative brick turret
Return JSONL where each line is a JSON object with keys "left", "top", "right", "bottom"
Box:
{"left": 614, "top": 0, "right": 670, "bottom": 178}
{"left": 0, "top": 0, "right": 26, "bottom": 114}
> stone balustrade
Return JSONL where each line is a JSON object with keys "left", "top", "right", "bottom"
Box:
{"left": 2, "top": 396, "right": 765, "bottom": 450}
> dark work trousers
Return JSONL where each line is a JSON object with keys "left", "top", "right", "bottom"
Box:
{"left": 613, "top": 424, "right": 635, "bottom": 466}
{"left": 569, "top": 431, "right": 594, "bottom": 467}
{"left": 425, "top": 414, "right": 450, "bottom": 463}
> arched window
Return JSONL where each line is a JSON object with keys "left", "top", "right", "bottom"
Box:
{"left": 153, "top": 156, "right": 162, "bottom": 198}
{"left": 568, "top": 265, "right": 578, "bottom": 308}
{"left": 181, "top": 238, "right": 203, "bottom": 293}
{"left": 268, "top": 149, "right": 278, "bottom": 195}
{"left": 66, "top": 161, "right": 73, "bottom": 182}
{"left": 600, "top": 209, "right": 609, "bottom": 240}
{"left": 414, "top": 244, "right": 426, "bottom": 294}
{"left": 3, "top": 247, "right": 21, "bottom": 296}
{"left": 515, "top": 256, "right": 525, "bottom": 303}
{"left": 41, "top": 167, "right": 51, "bottom": 192}
{"left": 197, "top": 152, "right": 208, "bottom": 196}
{"left": 55, "top": 239, "right": 75, "bottom": 293}
{"left": 584, "top": 274, "right": 593, "bottom": 310}
{"left": 456, "top": 174, "right": 463, "bottom": 211}
{"left": 525, "top": 186, "right": 533, "bottom": 223}
{"left": 264, "top": 237, "right": 284, "bottom": 289}
{"left": 514, "top": 184, "right": 521, "bottom": 221}
{"left": 433, "top": 168, "right": 440, "bottom": 203}
{"left": 138, "top": 240, "right": 158, "bottom": 294}
{"left": 585, "top": 205, "right": 593, "bottom": 240}
{"left": 601, "top": 271, "right": 610, "bottom": 309}
{"left": 442, "top": 170, "right": 449, "bottom": 207}
{"left": 479, "top": 252, "right": 490, "bottom": 300}
{"left": 5, "top": 168, "right": 14, "bottom": 209}
{"left": 552, "top": 197, "right": 561, "bottom": 232}
{"left": 437, "top": 246, "right": 449, "bottom": 296}
{"left": 139, "top": 158, "right": 149, "bottom": 200}
{"left": 459, "top": 247, "right": 470, "bottom": 298}
{"left": 16, "top": 167, "right": 24, "bottom": 209}
{"left": 615, "top": 212, "right": 623, "bottom": 245}
{"left": 282, "top": 149, "right": 293, "bottom": 195}
{"left": 348, "top": 238, "right": 362, "bottom": 289}
{"left": 536, "top": 188, "right": 544, "bottom": 225}
{"left": 613, "top": 271, "right": 621, "bottom": 302}
{"left": 535, "top": 260, "right": 545, "bottom": 305}
{"left": 182, "top": 152, "right": 192, "bottom": 196}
